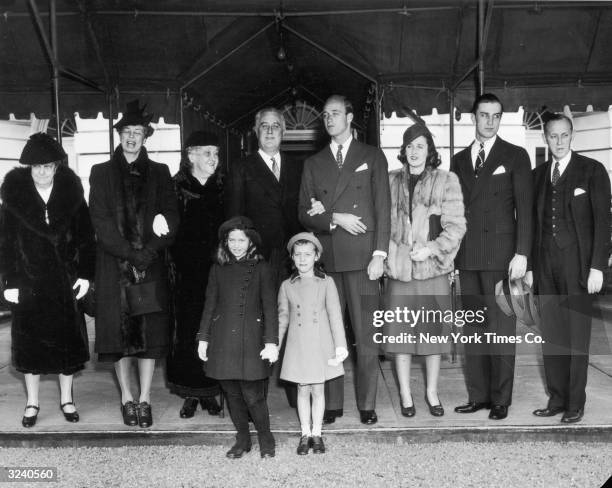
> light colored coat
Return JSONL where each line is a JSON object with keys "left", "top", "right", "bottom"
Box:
{"left": 385, "top": 167, "right": 466, "bottom": 282}
{"left": 278, "top": 273, "right": 347, "bottom": 384}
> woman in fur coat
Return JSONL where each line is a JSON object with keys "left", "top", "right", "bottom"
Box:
{"left": 384, "top": 123, "right": 466, "bottom": 418}
{"left": 88, "top": 101, "right": 178, "bottom": 429}
{"left": 0, "top": 133, "right": 95, "bottom": 427}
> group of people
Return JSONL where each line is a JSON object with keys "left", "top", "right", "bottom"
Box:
{"left": 0, "top": 91, "right": 609, "bottom": 459}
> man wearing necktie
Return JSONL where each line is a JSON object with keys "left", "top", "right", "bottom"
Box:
{"left": 226, "top": 107, "right": 304, "bottom": 288}
{"left": 299, "top": 95, "right": 391, "bottom": 425}
{"left": 525, "top": 113, "right": 610, "bottom": 423}
{"left": 450, "top": 93, "right": 533, "bottom": 420}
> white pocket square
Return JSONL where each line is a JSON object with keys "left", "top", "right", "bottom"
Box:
{"left": 574, "top": 188, "right": 586, "bottom": 196}
{"left": 492, "top": 166, "right": 506, "bottom": 175}
{"left": 355, "top": 163, "right": 368, "bottom": 172}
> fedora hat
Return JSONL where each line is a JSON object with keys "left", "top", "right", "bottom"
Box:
{"left": 495, "top": 278, "right": 540, "bottom": 327}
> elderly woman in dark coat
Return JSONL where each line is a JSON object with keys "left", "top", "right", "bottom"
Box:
{"left": 166, "top": 131, "right": 224, "bottom": 418}
{"left": 384, "top": 123, "right": 465, "bottom": 418}
{"left": 0, "top": 133, "right": 95, "bottom": 427}
{"left": 88, "top": 101, "right": 178, "bottom": 428}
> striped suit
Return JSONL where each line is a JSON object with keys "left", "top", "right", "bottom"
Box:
{"left": 450, "top": 136, "right": 533, "bottom": 407}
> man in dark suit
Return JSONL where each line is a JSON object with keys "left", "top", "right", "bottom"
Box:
{"left": 226, "top": 107, "right": 304, "bottom": 287}
{"left": 526, "top": 113, "right": 610, "bottom": 423}
{"left": 299, "top": 95, "right": 391, "bottom": 425}
{"left": 450, "top": 93, "right": 533, "bottom": 420}
{"left": 226, "top": 107, "right": 303, "bottom": 407}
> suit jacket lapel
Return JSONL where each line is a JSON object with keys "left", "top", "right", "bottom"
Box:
{"left": 331, "top": 141, "right": 361, "bottom": 205}
{"left": 456, "top": 149, "right": 476, "bottom": 197}
{"left": 469, "top": 138, "right": 501, "bottom": 204}
{"left": 563, "top": 153, "right": 582, "bottom": 213}
{"left": 536, "top": 161, "right": 551, "bottom": 226}
{"left": 248, "top": 153, "right": 282, "bottom": 203}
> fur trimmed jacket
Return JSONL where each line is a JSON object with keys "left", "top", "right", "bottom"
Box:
{"left": 385, "top": 167, "right": 466, "bottom": 282}
{"left": 0, "top": 165, "right": 95, "bottom": 374}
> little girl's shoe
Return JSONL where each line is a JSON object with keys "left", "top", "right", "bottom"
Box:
{"left": 60, "top": 401, "right": 80, "bottom": 423}
{"left": 296, "top": 435, "right": 312, "bottom": 455}
{"left": 22, "top": 405, "right": 40, "bottom": 428}
{"left": 311, "top": 436, "right": 325, "bottom": 454}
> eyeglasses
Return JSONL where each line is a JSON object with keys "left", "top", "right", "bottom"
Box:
{"left": 259, "top": 123, "right": 282, "bottom": 133}
{"left": 120, "top": 129, "right": 145, "bottom": 138}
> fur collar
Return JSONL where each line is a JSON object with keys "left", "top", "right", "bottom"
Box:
{"left": 0, "top": 165, "right": 85, "bottom": 242}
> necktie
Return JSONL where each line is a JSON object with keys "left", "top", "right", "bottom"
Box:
{"left": 271, "top": 157, "right": 280, "bottom": 181}
{"left": 336, "top": 144, "right": 343, "bottom": 169}
{"left": 551, "top": 161, "right": 560, "bottom": 186}
{"left": 475, "top": 142, "right": 485, "bottom": 175}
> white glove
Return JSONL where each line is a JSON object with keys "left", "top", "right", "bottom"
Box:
{"left": 328, "top": 346, "right": 349, "bottom": 367}
{"left": 152, "top": 214, "right": 169, "bottom": 237}
{"left": 259, "top": 343, "right": 279, "bottom": 363}
{"left": 198, "top": 341, "right": 209, "bottom": 361}
{"left": 73, "top": 279, "right": 90, "bottom": 300}
{"left": 3, "top": 289, "right": 19, "bottom": 304}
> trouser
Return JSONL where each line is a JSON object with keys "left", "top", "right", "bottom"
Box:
{"left": 537, "top": 238, "right": 592, "bottom": 412}
{"left": 219, "top": 379, "right": 274, "bottom": 449}
{"left": 325, "top": 269, "right": 380, "bottom": 411}
{"left": 459, "top": 269, "right": 516, "bottom": 406}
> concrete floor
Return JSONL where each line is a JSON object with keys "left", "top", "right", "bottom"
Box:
{"left": 1, "top": 307, "right": 611, "bottom": 447}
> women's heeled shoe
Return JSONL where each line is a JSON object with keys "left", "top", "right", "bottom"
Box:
{"left": 179, "top": 398, "right": 198, "bottom": 419}
{"left": 22, "top": 405, "right": 40, "bottom": 428}
{"left": 400, "top": 395, "right": 416, "bottom": 418}
{"left": 60, "top": 401, "right": 80, "bottom": 423}
{"left": 425, "top": 395, "right": 445, "bottom": 417}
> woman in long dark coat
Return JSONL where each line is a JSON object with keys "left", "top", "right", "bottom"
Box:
{"left": 167, "top": 131, "right": 224, "bottom": 418}
{"left": 0, "top": 133, "right": 95, "bottom": 427}
{"left": 88, "top": 101, "right": 178, "bottom": 428}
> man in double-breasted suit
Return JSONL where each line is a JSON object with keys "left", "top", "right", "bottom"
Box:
{"left": 450, "top": 93, "right": 533, "bottom": 420}
{"left": 526, "top": 113, "right": 610, "bottom": 423}
{"left": 226, "top": 107, "right": 304, "bottom": 288}
{"left": 299, "top": 95, "right": 391, "bottom": 425}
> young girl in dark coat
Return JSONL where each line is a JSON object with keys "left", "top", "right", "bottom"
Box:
{"left": 197, "top": 216, "right": 279, "bottom": 459}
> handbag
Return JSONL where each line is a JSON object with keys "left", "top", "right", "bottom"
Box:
{"left": 126, "top": 267, "right": 164, "bottom": 316}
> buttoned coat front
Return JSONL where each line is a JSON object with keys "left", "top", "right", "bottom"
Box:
{"left": 278, "top": 274, "right": 347, "bottom": 384}
{"left": 197, "top": 259, "right": 278, "bottom": 381}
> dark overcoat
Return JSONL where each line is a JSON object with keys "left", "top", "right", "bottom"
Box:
{"left": 226, "top": 152, "right": 303, "bottom": 261}
{"left": 197, "top": 259, "right": 279, "bottom": 381}
{"left": 0, "top": 166, "right": 95, "bottom": 374}
{"left": 88, "top": 147, "right": 179, "bottom": 355}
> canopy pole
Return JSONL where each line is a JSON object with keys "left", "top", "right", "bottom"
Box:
{"left": 478, "top": 0, "right": 485, "bottom": 94}
{"left": 374, "top": 82, "right": 381, "bottom": 147}
{"left": 107, "top": 93, "right": 114, "bottom": 157}
{"left": 50, "top": 0, "right": 61, "bottom": 143}
{"left": 179, "top": 88, "right": 184, "bottom": 149}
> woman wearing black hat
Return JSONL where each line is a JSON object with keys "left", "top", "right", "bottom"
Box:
{"left": 166, "top": 131, "right": 224, "bottom": 418}
{"left": 0, "top": 133, "right": 95, "bottom": 427}
{"left": 384, "top": 123, "right": 466, "bottom": 418}
{"left": 88, "top": 101, "right": 179, "bottom": 428}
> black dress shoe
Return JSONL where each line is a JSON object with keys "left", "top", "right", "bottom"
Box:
{"left": 400, "top": 394, "right": 415, "bottom": 417}
{"left": 454, "top": 401, "right": 491, "bottom": 413}
{"left": 296, "top": 435, "right": 312, "bottom": 455}
{"left": 179, "top": 398, "right": 198, "bottom": 419}
{"left": 533, "top": 406, "right": 565, "bottom": 417}
{"left": 138, "top": 402, "right": 153, "bottom": 428}
{"left": 121, "top": 401, "right": 138, "bottom": 426}
{"left": 425, "top": 396, "right": 444, "bottom": 417}
{"left": 226, "top": 443, "right": 252, "bottom": 459}
{"left": 60, "top": 401, "right": 80, "bottom": 423}
{"left": 359, "top": 410, "right": 378, "bottom": 425}
{"left": 200, "top": 397, "right": 221, "bottom": 416}
{"left": 260, "top": 448, "right": 275, "bottom": 459}
{"left": 323, "top": 409, "right": 343, "bottom": 424}
{"left": 311, "top": 436, "right": 325, "bottom": 454}
{"left": 488, "top": 404, "right": 508, "bottom": 420}
{"left": 561, "top": 409, "right": 584, "bottom": 424}
{"left": 22, "top": 405, "right": 40, "bottom": 428}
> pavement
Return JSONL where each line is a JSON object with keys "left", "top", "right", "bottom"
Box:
{"left": 0, "top": 301, "right": 611, "bottom": 448}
